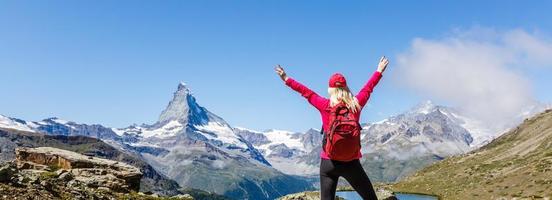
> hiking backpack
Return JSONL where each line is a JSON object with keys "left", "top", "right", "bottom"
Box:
{"left": 323, "top": 102, "right": 362, "bottom": 161}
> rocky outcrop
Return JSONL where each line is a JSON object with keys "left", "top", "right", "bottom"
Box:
{"left": 15, "top": 147, "right": 142, "bottom": 192}
{"left": 278, "top": 191, "right": 338, "bottom": 200}
{"left": 0, "top": 146, "right": 230, "bottom": 199}
{"left": 0, "top": 147, "right": 153, "bottom": 199}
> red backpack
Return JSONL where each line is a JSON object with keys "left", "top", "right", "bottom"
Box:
{"left": 323, "top": 102, "right": 362, "bottom": 161}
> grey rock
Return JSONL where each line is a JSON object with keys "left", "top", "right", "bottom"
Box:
{"left": 54, "top": 169, "right": 67, "bottom": 176}
{"left": 0, "top": 162, "right": 17, "bottom": 182}
{"left": 58, "top": 172, "right": 73, "bottom": 181}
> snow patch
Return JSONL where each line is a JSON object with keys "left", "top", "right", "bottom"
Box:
{"left": 52, "top": 118, "right": 69, "bottom": 124}
{"left": 446, "top": 111, "right": 495, "bottom": 148}
{"left": 111, "top": 128, "right": 126, "bottom": 136}
{"left": 256, "top": 130, "right": 305, "bottom": 156}
{"left": 0, "top": 115, "right": 34, "bottom": 132}
{"left": 195, "top": 122, "right": 248, "bottom": 149}
{"left": 410, "top": 100, "right": 436, "bottom": 115}
{"left": 233, "top": 126, "right": 263, "bottom": 134}
{"left": 141, "top": 120, "right": 184, "bottom": 138}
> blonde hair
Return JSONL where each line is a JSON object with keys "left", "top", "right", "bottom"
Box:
{"left": 328, "top": 86, "right": 360, "bottom": 113}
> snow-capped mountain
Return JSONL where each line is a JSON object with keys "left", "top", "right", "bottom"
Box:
{"left": 123, "top": 83, "right": 312, "bottom": 199}
{"left": 157, "top": 82, "right": 221, "bottom": 126}
{"left": 235, "top": 128, "right": 322, "bottom": 175}
{"left": 366, "top": 100, "right": 475, "bottom": 157}
{"left": 417, "top": 102, "right": 496, "bottom": 148}
{"left": 406, "top": 100, "right": 550, "bottom": 148}
{"left": 358, "top": 101, "right": 477, "bottom": 181}
{"left": 0, "top": 115, "right": 122, "bottom": 141}
{"left": 112, "top": 83, "right": 269, "bottom": 165}
{"left": 0, "top": 83, "right": 312, "bottom": 200}
{"left": 0, "top": 115, "right": 34, "bottom": 132}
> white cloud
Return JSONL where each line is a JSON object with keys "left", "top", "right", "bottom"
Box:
{"left": 394, "top": 27, "right": 551, "bottom": 131}
{"left": 504, "top": 30, "right": 552, "bottom": 66}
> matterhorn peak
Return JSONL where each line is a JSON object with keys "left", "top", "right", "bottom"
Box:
{"left": 177, "top": 82, "right": 191, "bottom": 94}
{"left": 156, "top": 82, "right": 216, "bottom": 126}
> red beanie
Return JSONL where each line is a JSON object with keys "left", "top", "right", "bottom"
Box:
{"left": 329, "top": 73, "right": 347, "bottom": 88}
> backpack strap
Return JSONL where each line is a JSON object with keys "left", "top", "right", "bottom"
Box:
{"left": 321, "top": 125, "right": 328, "bottom": 154}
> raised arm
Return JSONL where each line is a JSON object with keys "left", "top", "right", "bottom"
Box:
{"left": 356, "top": 56, "right": 389, "bottom": 107}
{"left": 275, "top": 65, "right": 328, "bottom": 111}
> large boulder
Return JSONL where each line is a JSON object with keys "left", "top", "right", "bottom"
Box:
{"left": 15, "top": 147, "right": 142, "bottom": 192}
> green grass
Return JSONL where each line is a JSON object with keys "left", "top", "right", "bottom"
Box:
{"left": 39, "top": 171, "right": 58, "bottom": 180}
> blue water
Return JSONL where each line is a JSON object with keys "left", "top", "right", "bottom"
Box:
{"left": 335, "top": 191, "right": 438, "bottom": 200}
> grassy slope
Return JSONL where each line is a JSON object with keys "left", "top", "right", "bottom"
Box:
{"left": 390, "top": 109, "right": 552, "bottom": 199}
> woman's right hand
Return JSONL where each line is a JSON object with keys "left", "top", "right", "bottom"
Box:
{"left": 275, "top": 65, "right": 289, "bottom": 82}
{"left": 377, "top": 56, "right": 389, "bottom": 73}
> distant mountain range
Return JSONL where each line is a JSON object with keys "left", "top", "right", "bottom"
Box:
{"left": 234, "top": 101, "right": 483, "bottom": 182}
{"left": 235, "top": 100, "right": 546, "bottom": 183}
{"left": 0, "top": 82, "right": 547, "bottom": 198}
{"left": 235, "top": 128, "right": 323, "bottom": 176}
{"left": 0, "top": 83, "right": 312, "bottom": 200}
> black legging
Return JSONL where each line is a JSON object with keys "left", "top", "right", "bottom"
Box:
{"left": 320, "top": 159, "right": 378, "bottom": 200}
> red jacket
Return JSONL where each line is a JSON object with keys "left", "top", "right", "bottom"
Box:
{"left": 285, "top": 71, "right": 383, "bottom": 160}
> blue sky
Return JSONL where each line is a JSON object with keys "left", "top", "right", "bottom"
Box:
{"left": 1, "top": 1, "right": 551, "bottom": 132}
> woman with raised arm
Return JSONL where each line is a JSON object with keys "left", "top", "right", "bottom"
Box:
{"left": 275, "top": 57, "right": 389, "bottom": 200}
